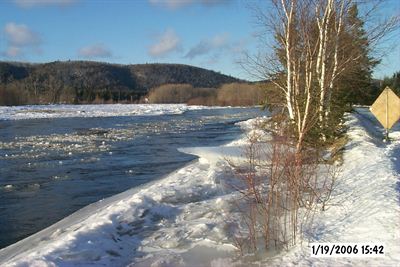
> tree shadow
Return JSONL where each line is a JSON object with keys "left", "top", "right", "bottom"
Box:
{"left": 352, "top": 109, "right": 386, "bottom": 147}
{"left": 390, "top": 145, "right": 400, "bottom": 204}
{"left": 352, "top": 108, "right": 400, "bottom": 203}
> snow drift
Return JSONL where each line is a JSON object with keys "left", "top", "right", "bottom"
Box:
{"left": 0, "top": 109, "right": 399, "bottom": 266}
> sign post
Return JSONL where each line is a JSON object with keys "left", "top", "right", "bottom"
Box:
{"left": 370, "top": 87, "right": 400, "bottom": 142}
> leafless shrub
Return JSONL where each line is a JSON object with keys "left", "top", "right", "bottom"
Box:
{"left": 146, "top": 82, "right": 268, "bottom": 106}
{"left": 228, "top": 118, "right": 339, "bottom": 256}
{"left": 217, "top": 83, "right": 266, "bottom": 106}
{"left": 147, "top": 84, "right": 197, "bottom": 103}
{"left": 0, "top": 84, "right": 29, "bottom": 106}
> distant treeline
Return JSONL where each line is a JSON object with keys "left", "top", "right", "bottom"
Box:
{"left": 0, "top": 61, "right": 393, "bottom": 107}
{"left": 380, "top": 71, "right": 400, "bottom": 95}
{"left": 146, "top": 83, "right": 266, "bottom": 106}
{"left": 0, "top": 61, "right": 240, "bottom": 106}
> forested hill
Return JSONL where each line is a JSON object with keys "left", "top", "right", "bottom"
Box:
{"left": 0, "top": 61, "right": 241, "bottom": 104}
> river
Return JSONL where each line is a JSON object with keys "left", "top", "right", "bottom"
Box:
{"left": 0, "top": 106, "right": 264, "bottom": 249}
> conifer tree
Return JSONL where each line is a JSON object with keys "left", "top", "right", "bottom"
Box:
{"left": 334, "top": 4, "right": 379, "bottom": 109}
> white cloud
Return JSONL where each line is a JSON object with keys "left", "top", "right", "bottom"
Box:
{"left": 4, "top": 46, "right": 22, "bottom": 57}
{"left": 185, "top": 33, "right": 229, "bottom": 59}
{"left": 13, "top": 0, "right": 76, "bottom": 8}
{"left": 149, "top": 28, "right": 181, "bottom": 57}
{"left": 149, "top": 0, "right": 192, "bottom": 9}
{"left": 2, "top": 22, "right": 41, "bottom": 58}
{"left": 4, "top": 22, "right": 41, "bottom": 47}
{"left": 200, "top": 0, "right": 230, "bottom": 7}
{"left": 230, "top": 38, "right": 249, "bottom": 54}
{"left": 210, "top": 33, "right": 229, "bottom": 47}
{"left": 78, "top": 44, "right": 112, "bottom": 58}
{"left": 149, "top": 0, "right": 230, "bottom": 9}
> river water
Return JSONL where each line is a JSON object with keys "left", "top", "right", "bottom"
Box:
{"left": 0, "top": 107, "right": 264, "bottom": 249}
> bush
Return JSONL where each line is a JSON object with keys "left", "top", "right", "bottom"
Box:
{"left": 229, "top": 119, "right": 338, "bottom": 255}
{"left": 217, "top": 83, "right": 266, "bottom": 106}
{"left": 147, "top": 82, "right": 267, "bottom": 106}
{"left": 147, "top": 84, "right": 217, "bottom": 104}
{"left": 0, "top": 84, "right": 29, "bottom": 106}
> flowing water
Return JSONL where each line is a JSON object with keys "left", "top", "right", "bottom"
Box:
{"left": 0, "top": 107, "right": 264, "bottom": 249}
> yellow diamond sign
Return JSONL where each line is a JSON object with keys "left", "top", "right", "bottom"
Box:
{"left": 370, "top": 87, "right": 400, "bottom": 129}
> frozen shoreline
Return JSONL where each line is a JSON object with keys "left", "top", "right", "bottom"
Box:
{"left": 0, "top": 117, "right": 262, "bottom": 267}
{"left": 0, "top": 109, "right": 399, "bottom": 266}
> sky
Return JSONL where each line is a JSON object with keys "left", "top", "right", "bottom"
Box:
{"left": 0, "top": 0, "right": 398, "bottom": 81}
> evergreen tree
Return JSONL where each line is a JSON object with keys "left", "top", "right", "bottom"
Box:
{"left": 381, "top": 71, "right": 400, "bottom": 95}
{"left": 334, "top": 4, "right": 379, "bottom": 108}
{"left": 392, "top": 72, "right": 400, "bottom": 94}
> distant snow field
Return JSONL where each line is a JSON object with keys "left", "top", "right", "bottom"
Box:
{"left": 0, "top": 104, "right": 209, "bottom": 120}
{"left": 0, "top": 108, "right": 399, "bottom": 266}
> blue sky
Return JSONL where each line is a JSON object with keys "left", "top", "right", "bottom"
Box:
{"left": 0, "top": 0, "right": 398, "bottom": 80}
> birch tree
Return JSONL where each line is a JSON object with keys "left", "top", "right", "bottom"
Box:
{"left": 233, "top": 1, "right": 398, "bottom": 254}
{"left": 246, "top": 0, "right": 398, "bottom": 149}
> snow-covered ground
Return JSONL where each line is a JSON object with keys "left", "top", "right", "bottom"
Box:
{"left": 267, "top": 109, "right": 400, "bottom": 266}
{"left": 0, "top": 109, "right": 399, "bottom": 266}
{"left": 0, "top": 104, "right": 207, "bottom": 120}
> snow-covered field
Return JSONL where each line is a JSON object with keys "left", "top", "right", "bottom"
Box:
{"left": 0, "top": 104, "right": 207, "bottom": 120}
{"left": 0, "top": 109, "right": 399, "bottom": 266}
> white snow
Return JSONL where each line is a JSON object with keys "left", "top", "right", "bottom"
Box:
{"left": 265, "top": 109, "right": 400, "bottom": 266}
{"left": 0, "top": 104, "right": 208, "bottom": 120}
{"left": 0, "top": 108, "right": 399, "bottom": 266}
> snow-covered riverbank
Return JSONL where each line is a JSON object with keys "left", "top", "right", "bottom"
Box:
{"left": 0, "top": 109, "right": 399, "bottom": 266}
{"left": 0, "top": 117, "right": 260, "bottom": 267}
{"left": 267, "top": 110, "right": 400, "bottom": 266}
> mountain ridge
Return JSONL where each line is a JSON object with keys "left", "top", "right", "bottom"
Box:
{"left": 0, "top": 60, "right": 243, "bottom": 104}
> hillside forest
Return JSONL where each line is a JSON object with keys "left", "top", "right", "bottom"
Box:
{"left": 0, "top": 61, "right": 396, "bottom": 107}
{"left": 0, "top": 61, "right": 245, "bottom": 106}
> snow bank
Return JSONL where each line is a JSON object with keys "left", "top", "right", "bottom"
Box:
{"left": 0, "top": 109, "right": 399, "bottom": 266}
{"left": 0, "top": 117, "right": 263, "bottom": 267}
{"left": 0, "top": 104, "right": 208, "bottom": 120}
{"left": 267, "top": 109, "right": 400, "bottom": 266}
{"left": 0, "top": 157, "right": 236, "bottom": 266}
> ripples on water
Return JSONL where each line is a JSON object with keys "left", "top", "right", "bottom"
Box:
{"left": 0, "top": 107, "right": 264, "bottom": 248}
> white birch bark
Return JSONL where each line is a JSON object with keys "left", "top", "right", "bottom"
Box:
{"left": 316, "top": 0, "right": 334, "bottom": 124}
{"left": 281, "top": 0, "right": 295, "bottom": 120}
{"left": 325, "top": 0, "right": 346, "bottom": 120}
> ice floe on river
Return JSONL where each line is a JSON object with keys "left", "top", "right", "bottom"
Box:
{"left": 0, "top": 117, "right": 265, "bottom": 267}
{"left": 0, "top": 104, "right": 207, "bottom": 120}
{"left": 0, "top": 109, "right": 399, "bottom": 266}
